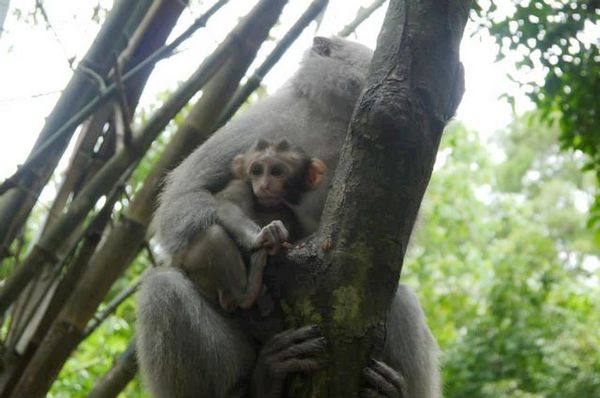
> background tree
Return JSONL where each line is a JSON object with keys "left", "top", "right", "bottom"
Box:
{"left": 408, "top": 117, "right": 600, "bottom": 397}
{"left": 474, "top": 1, "right": 600, "bottom": 235}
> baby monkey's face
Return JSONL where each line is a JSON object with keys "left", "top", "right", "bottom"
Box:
{"left": 232, "top": 138, "right": 326, "bottom": 207}
{"left": 247, "top": 155, "right": 289, "bottom": 207}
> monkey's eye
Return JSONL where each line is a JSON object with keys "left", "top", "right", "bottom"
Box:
{"left": 270, "top": 165, "right": 286, "bottom": 177}
{"left": 250, "top": 164, "right": 264, "bottom": 176}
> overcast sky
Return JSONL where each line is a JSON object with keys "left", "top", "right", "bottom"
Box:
{"left": 0, "top": 0, "right": 531, "bottom": 181}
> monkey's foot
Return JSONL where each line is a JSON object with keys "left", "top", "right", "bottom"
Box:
{"left": 251, "top": 325, "right": 325, "bottom": 397}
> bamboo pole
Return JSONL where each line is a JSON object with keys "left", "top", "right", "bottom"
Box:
{"left": 7, "top": 0, "right": 191, "bottom": 363}
{"left": 8, "top": 1, "right": 288, "bottom": 396}
{"left": 40, "top": 0, "right": 191, "bottom": 235}
{"left": 0, "top": 5, "right": 234, "bottom": 318}
{"left": 0, "top": 0, "right": 229, "bottom": 196}
{"left": 0, "top": 0, "right": 155, "bottom": 258}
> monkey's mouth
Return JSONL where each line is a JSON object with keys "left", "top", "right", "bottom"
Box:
{"left": 256, "top": 195, "right": 282, "bottom": 207}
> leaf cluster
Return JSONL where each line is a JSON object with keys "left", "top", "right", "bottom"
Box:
{"left": 473, "top": 0, "right": 600, "bottom": 230}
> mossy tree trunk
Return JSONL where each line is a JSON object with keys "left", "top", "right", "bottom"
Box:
{"left": 273, "top": 0, "right": 471, "bottom": 396}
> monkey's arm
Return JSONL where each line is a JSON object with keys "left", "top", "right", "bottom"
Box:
{"left": 217, "top": 180, "right": 290, "bottom": 252}
{"left": 215, "top": 180, "right": 262, "bottom": 249}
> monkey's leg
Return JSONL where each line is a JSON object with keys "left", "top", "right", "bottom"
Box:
{"left": 137, "top": 268, "right": 256, "bottom": 398}
{"left": 203, "top": 225, "right": 269, "bottom": 310}
{"left": 179, "top": 225, "right": 267, "bottom": 311}
{"left": 370, "top": 283, "right": 441, "bottom": 398}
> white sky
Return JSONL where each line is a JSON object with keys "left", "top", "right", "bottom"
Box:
{"left": 0, "top": 0, "right": 531, "bottom": 180}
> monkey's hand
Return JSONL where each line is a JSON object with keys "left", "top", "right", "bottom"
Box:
{"left": 360, "top": 359, "right": 407, "bottom": 398}
{"left": 251, "top": 325, "right": 325, "bottom": 398}
{"left": 254, "top": 220, "right": 289, "bottom": 255}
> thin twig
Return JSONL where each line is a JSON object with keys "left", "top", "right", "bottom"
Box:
{"left": 217, "top": 0, "right": 329, "bottom": 126}
{"left": 79, "top": 63, "right": 107, "bottom": 92}
{"left": 337, "top": 0, "right": 387, "bottom": 38}
{"left": 83, "top": 278, "right": 142, "bottom": 338}
{"left": 87, "top": 340, "right": 138, "bottom": 398}
{"left": 0, "top": 0, "right": 230, "bottom": 196}
{"left": 112, "top": 53, "right": 133, "bottom": 148}
{"left": 34, "top": 0, "right": 75, "bottom": 68}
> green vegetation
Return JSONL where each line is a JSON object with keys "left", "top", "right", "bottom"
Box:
{"left": 475, "top": 1, "right": 600, "bottom": 233}
{"left": 404, "top": 117, "right": 600, "bottom": 397}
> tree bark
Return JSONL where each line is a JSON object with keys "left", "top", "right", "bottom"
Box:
{"left": 271, "top": 0, "right": 470, "bottom": 396}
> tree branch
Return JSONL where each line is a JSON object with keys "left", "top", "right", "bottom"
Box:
{"left": 87, "top": 341, "right": 137, "bottom": 398}
{"left": 217, "top": 0, "right": 329, "bottom": 127}
{"left": 337, "top": 0, "right": 387, "bottom": 38}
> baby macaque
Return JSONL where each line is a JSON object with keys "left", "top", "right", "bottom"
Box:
{"left": 174, "top": 138, "right": 326, "bottom": 313}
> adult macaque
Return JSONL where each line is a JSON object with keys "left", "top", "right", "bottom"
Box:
{"left": 175, "top": 138, "right": 326, "bottom": 313}
{"left": 137, "top": 37, "right": 441, "bottom": 397}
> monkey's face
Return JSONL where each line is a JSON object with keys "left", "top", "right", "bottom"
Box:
{"left": 248, "top": 156, "right": 289, "bottom": 207}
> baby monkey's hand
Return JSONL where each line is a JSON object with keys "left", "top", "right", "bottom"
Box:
{"left": 255, "top": 220, "right": 289, "bottom": 255}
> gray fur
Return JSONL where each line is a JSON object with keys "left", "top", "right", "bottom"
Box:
{"left": 383, "top": 284, "right": 442, "bottom": 398}
{"left": 152, "top": 37, "right": 373, "bottom": 255}
{"left": 137, "top": 268, "right": 255, "bottom": 397}
{"left": 139, "top": 37, "right": 442, "bottom": 398}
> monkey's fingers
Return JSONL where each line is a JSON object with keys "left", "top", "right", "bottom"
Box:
{"left": 263, "top": 325, "right": 321, "bottom": 355}
{"left": 361, "top": 365, "right": 403, "bottom": 398}
{"left": 272, "top": 336, "right": 327, "bottom": 363}
{"left": 369, "top": 359, "right": 407, "bottom": 395}
{"left": 281, "top": 241, "right": 293, "bottom": 249}
{"left": 264, "top": 220, "right": 289, "bottom": 242}
{"left": 275, "top": 358, "right": 322, "bottom": 375}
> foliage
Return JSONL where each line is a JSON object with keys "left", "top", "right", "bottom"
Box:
{"left": 404, "top": 117, "right": 600, "bottom": 397}
{"left": 473, "top": 0, "right": 600, "bottom": 232}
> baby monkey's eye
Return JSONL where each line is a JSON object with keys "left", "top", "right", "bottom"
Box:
{"left": 270, "top": 165, "right": 286, "bottom": 177}
{"left": 250, "top": 164, "right": 264, "bottom": 176}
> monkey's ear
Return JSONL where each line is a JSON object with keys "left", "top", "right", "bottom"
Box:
{"left": 274, "top": 139, "right": 291, "bottom": 152}
{"left": 312, "top": 37, "right": 332, "bottom": 57}
{"left": 254, "top": 139, "right": 270, "bottom": 151}
{"left": 305, "top": 158, "right": 327, "bottom": 190}
{"left": 232, "top": 155, "right": 245, "bottom": 179}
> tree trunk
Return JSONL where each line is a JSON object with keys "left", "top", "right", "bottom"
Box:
{"left": 273, "top": 0, "right": 470, "bottom": 396}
